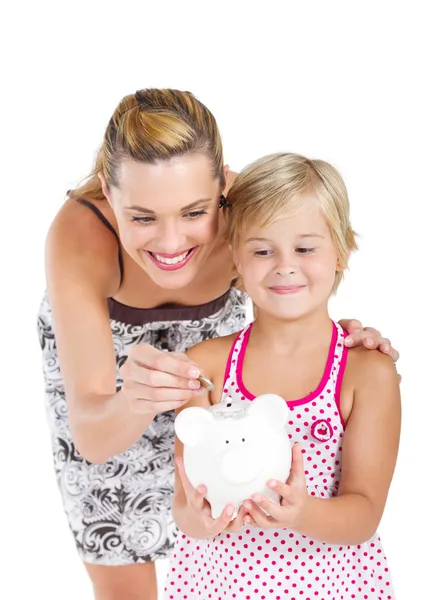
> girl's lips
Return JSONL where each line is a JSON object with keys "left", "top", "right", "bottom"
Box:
{"left": 145, "top": 247, "right": 198, "bottom": 271}
{"left": 269, "top": 285, "right": 306, "bottom": 295}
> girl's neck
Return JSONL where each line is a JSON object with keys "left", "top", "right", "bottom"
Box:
{"left": 250, "top": 307, "right": 333, "bottom": 355}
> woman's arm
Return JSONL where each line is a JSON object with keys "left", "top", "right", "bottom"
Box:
{"left": 46, "top": 203, "right": 198, "bottom": 463}
{"left": 45, "top": 203, "right": 152, "bottom": 462}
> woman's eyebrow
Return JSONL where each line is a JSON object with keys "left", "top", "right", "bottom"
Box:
{"left": 125, "top": 198, "right": 212, "bottom": 214}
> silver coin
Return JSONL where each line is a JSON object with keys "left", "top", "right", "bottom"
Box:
{"left": 197, "top": 374, "right": 215, "bottom": 391}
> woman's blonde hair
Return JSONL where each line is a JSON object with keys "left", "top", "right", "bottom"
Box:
{"left": 69, "top": 89, "right": 225, "bottom": 201}
{"left": 226, "top": 153, "right": 358, "bottom": 293}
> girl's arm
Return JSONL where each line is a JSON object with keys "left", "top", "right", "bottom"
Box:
{"left": 299, "top": 349, "right": 401, "bottom": 543}
{"left": 245, "top": 348, "right": 401, "bottom": 544}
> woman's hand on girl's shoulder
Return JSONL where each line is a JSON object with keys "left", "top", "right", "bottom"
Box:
{"left": 339, "top": 318, "right": 400, "bottom": 381}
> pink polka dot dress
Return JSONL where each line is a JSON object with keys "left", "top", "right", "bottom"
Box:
{"left": 164, "top": 322, "right": 395, "bottom": 600}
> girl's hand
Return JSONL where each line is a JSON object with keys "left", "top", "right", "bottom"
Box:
{"left": 339, "top": 319, "right": 401, "bottom": 381}
{"left": 176, "top": 456, "right": 236, "bottom": 539}
{"left": 224, "top": 505, "right": 250, "bottom": 532}
{"left": 242, "top": 443, "right": 309, "bottom": 530}
{"left": 120, "top": 346, "right": 205, "bottom": 415}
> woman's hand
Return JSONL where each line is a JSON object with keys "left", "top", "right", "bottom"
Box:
{"left": 120, "top": 345, "right": 205, "bottom": 415}
{"left": 340, "top": 319, "right": 400, "bottom": 381}
{"left": 340, "top": 319, "right": 399, "bottom": 360}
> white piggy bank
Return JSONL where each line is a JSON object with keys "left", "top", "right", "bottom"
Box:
{"left": 175, "top": 394, "right": 292, "bottom": 519}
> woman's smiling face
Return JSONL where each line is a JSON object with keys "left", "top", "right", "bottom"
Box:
{"left": 106, "top": 153, "right": 224, "bottom": 290}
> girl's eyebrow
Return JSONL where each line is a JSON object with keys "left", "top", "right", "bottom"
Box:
{"left": 125, "top": 198, "right": 212, "bottom": 214}
{"left": 245, "top": 233, "right": 324, "bottom": 244}
{"left": 245, "top": 237, "right": 271, "bottom": 244}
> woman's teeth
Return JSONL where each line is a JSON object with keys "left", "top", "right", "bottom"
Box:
{"left": 151, "top": 250, "right": 191, "bottom": 265}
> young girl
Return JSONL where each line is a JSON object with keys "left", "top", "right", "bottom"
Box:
{"left": 165, "top": 153, "right": 400, "bottom": 599}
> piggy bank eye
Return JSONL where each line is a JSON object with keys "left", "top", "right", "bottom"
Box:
{"left": 225, "top": 440, "right": 229, "bottom": 444}
{"left": 242, "top": 438, "right": 245, "bottom": 442}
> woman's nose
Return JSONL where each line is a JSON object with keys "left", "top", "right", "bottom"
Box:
{"left": 156, "top": 221, "right": 186, "bottom": 253}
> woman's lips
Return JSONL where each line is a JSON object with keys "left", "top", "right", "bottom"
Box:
{"left": 145, "top": 247, "right": 198, "bottom": 271}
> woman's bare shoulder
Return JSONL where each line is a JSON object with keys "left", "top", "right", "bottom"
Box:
{"left": 50, "top": 197, "right": 118, "bottom": 249}
{"left": 46, "top": 197, "right": 121, "bottom": 296}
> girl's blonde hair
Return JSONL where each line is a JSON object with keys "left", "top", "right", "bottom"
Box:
{"left": 226, "top": 153, "right": 358, "bottom": 293}
{"left": 69, "top": 89, "right": 225, "bottom": 201}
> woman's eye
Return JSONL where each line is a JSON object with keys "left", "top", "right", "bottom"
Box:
{"left": 131, "top": 216, "right": 156, "bottom": 225}
{"left": 296, "top": 247, "right": 315, "bottom": 254}
{"left": 184, "top": 210, "right": 207, "bottom": 219}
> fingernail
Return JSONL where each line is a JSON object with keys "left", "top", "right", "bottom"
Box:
{"left": 226, "top": 505, "right": 234, "bottom": 516}
{"left": 252, "top": 494, "right": 262, "bottom": 503}
{"left": 244, "top": 516, "right": 251, "bottom": 524}
{"left": 382, "top": 344, "right": 390, "bottom": 352}
{"left": 193, "top": 388, "right": 204, "bottom": 396}
{"left": 267, "top": 480, "right": 277, "bottom": 489}
{"left": 366, "top": 337, "right": 373, "bottom": 346}
{"left": 345, "top": 337, "right": 353, "bottom": 346}
{"left": 244, "top": 501, "right": 252, "bottom": 510}
{"left": 189, "top": 380, "right": 200, "bottom": 389}
{"left": 188, "top": 368, "right": 200, "bottom": 378}
{"left": 197, "top": 486, "right": 204, "bottom": 494}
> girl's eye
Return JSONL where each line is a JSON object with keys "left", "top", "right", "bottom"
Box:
{"left": 131, "top": 216, "right": 156, "bottom": 225}
{"left": 254, "top": 249, "right": 272, "bottom": 257}
{"left": 296, "top": 247, "right": 315, "bottom": 254}
{"left": 184, "top": 210, "right": 208, "bottom": 219}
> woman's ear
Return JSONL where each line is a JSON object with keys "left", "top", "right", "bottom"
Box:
{"left": 224, "top": 166, "right": 237, "bottom": 195}
{"left": 98, "top": 172, "right": 112, "bottom": 204}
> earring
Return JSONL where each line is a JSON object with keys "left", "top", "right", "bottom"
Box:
{"left": 219, "top": 194, "right": 231, "bottom": 209}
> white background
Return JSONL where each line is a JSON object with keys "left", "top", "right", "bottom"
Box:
{"left": 2, "top": 1, "right": 438, "bottom": 599}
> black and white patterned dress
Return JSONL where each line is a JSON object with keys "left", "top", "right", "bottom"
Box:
{"left": 37, "top": 200, "right": 248, "bottom": 566}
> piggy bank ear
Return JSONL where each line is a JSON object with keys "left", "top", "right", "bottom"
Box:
{"left": 247, "top": 393, "right": 288, "bottom": 432}
{"left": 174, "top": 407, "right": 214, "bottom": 447}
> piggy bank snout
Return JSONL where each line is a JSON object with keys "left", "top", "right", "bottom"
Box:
{"left": 220, "top": 447, "right": 260, "bottom": 484}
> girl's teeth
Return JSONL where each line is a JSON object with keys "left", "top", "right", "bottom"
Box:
{"left": 153, "top": 250, "right": 190, "bottom": 265}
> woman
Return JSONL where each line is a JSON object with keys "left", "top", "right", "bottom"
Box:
{"left": 37, "top": 88, "right": 399, "bottom": 600}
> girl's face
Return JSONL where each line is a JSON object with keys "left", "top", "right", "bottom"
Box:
{"left": 235, "top": 193, "right": 340, "bottom": 321}
{"left": 105, "top": 154, "right": 224, "bottom": 290}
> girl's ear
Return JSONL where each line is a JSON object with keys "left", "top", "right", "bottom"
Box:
{"left": 233, "top": 252, "right": 243, "bottom": 277}
{"left": 336, "top": 251, "right": 351, "bottom": 271}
